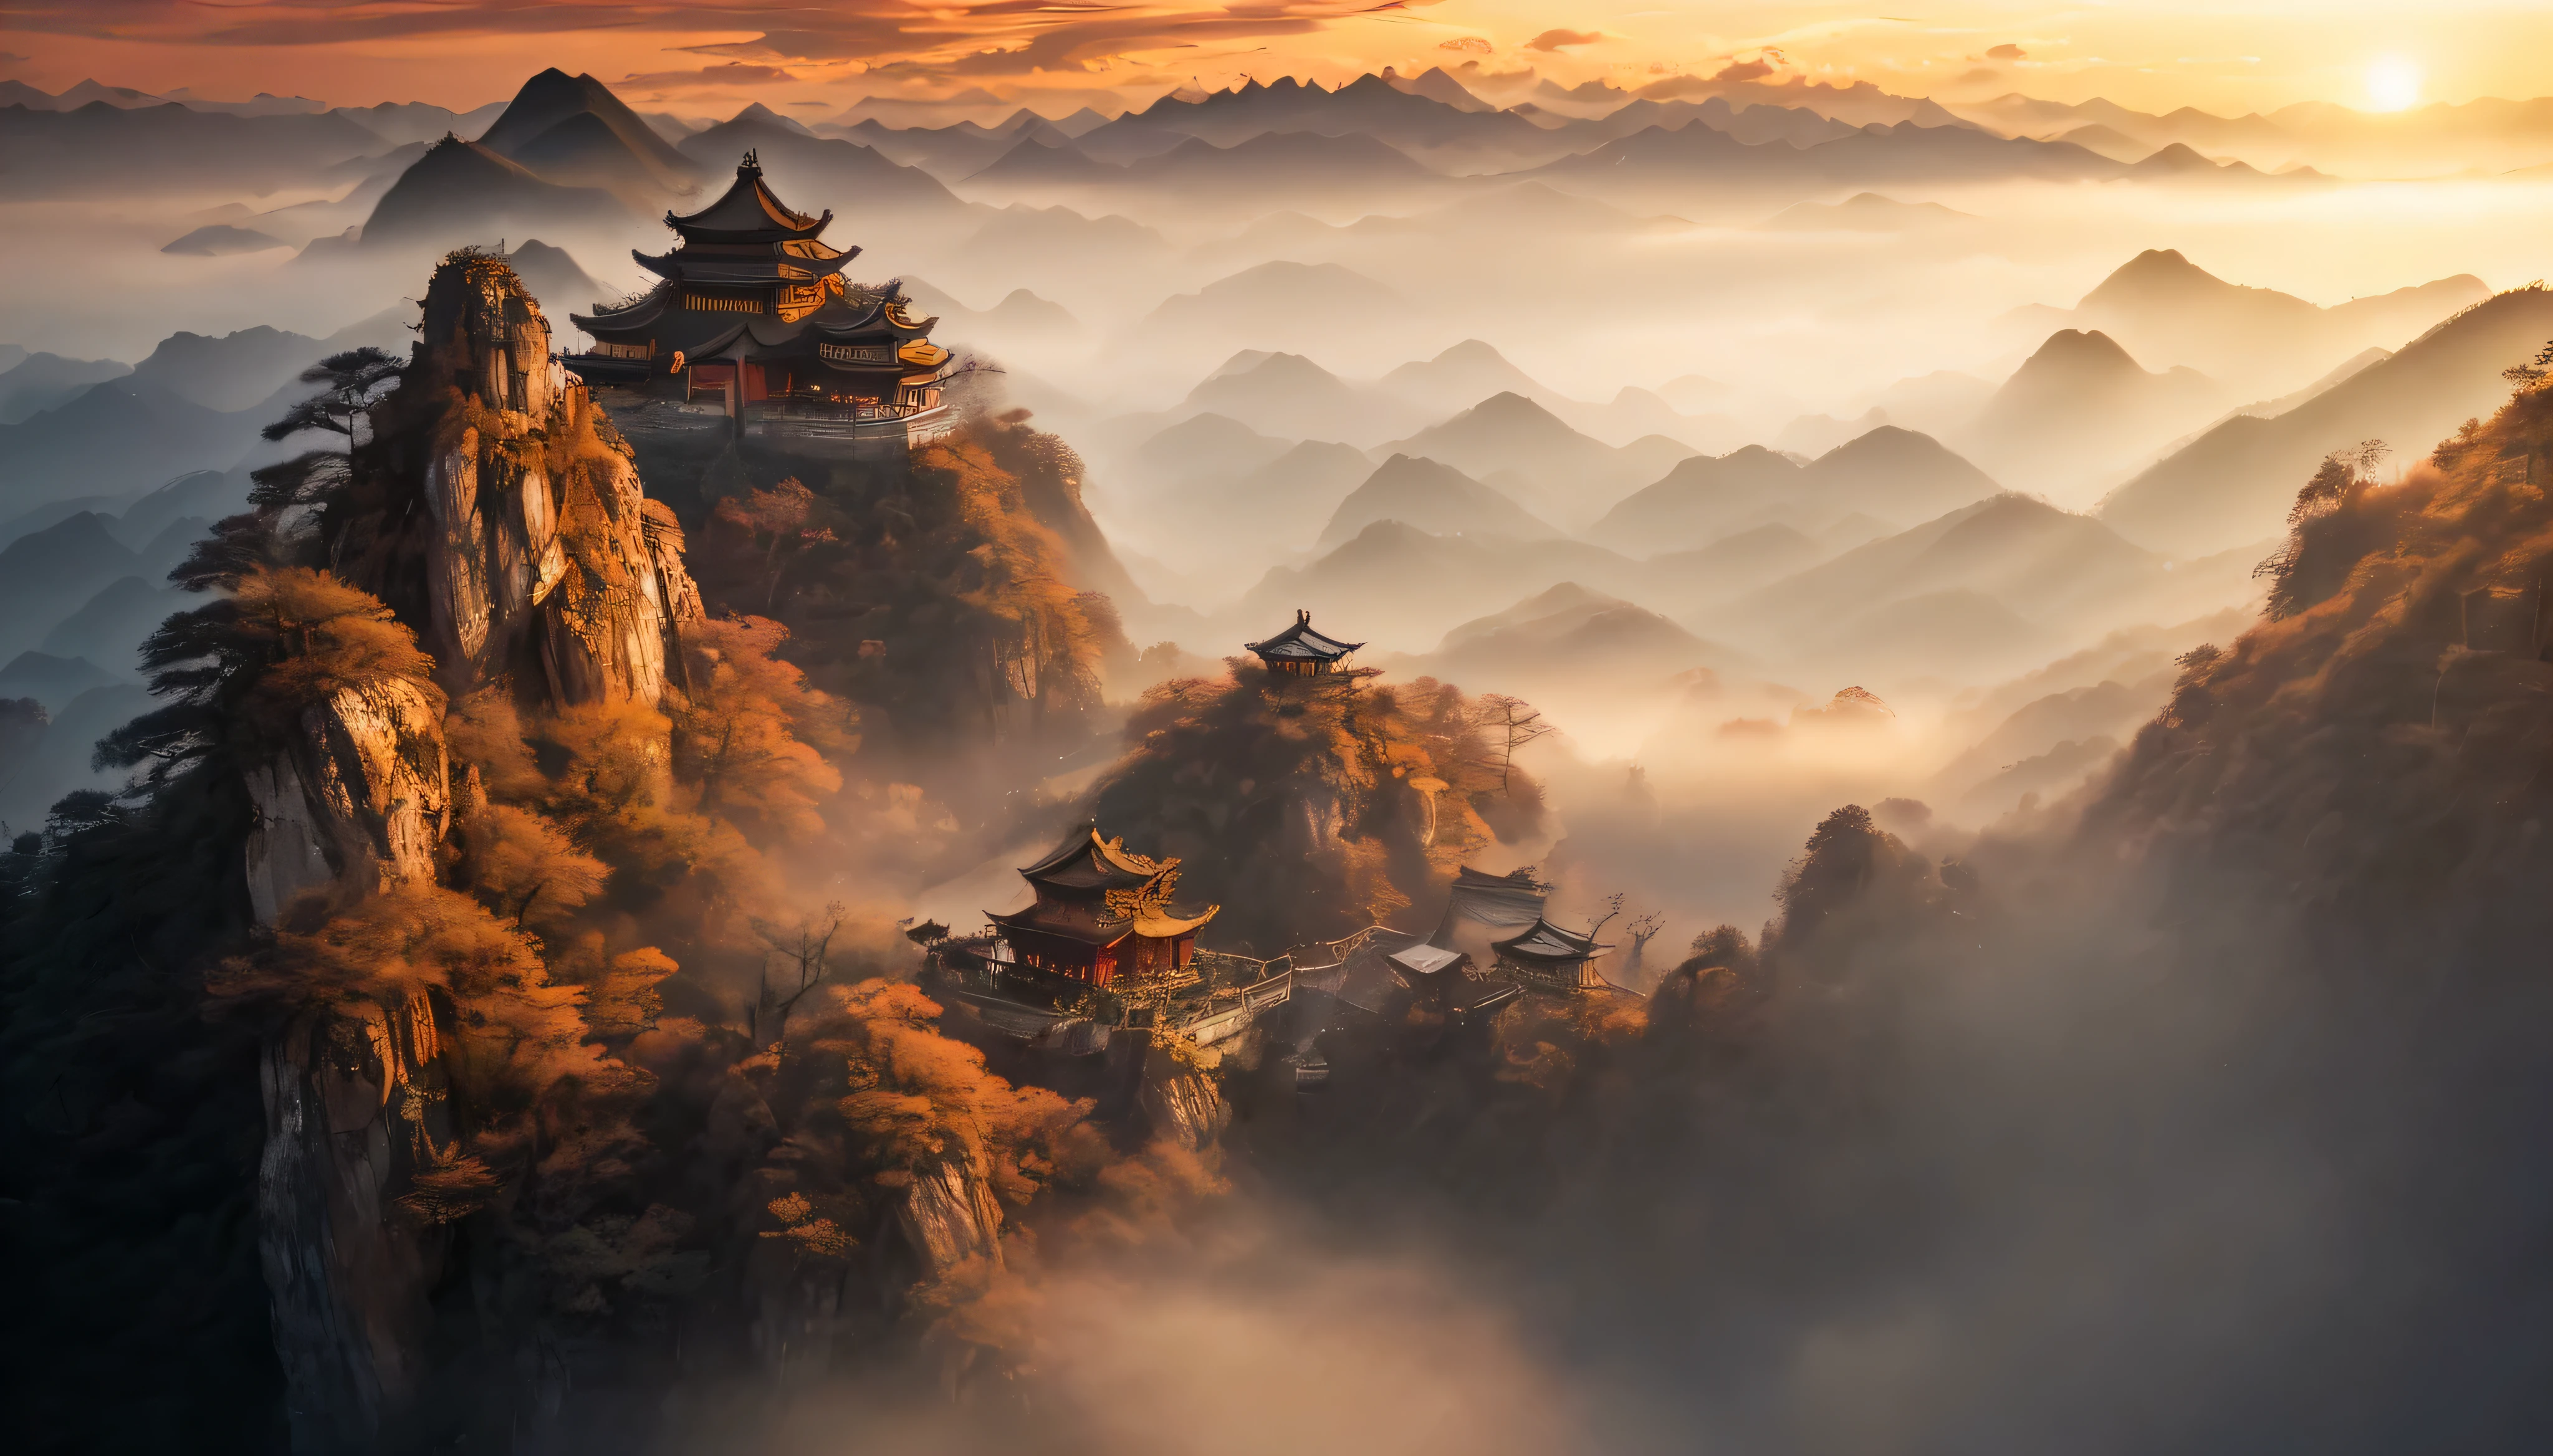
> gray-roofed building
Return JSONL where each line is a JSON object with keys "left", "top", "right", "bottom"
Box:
{"left": 1245, "top": 609, "right": 1364, "bottom": 675}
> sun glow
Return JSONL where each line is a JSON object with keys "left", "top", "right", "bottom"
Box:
{"left": 2367, "top": 54, "right": 2423, "bottom": 112}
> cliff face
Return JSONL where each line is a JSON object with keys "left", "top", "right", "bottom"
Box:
{"left": 256, "top": 992, "right": 454, "bottom": 1455}
{"left": 242, "top": 678, "right": 451, "bottom": 923}
{"left": 348, "top": 251, "right": 704, "bottom": 709}
{"left": 249, "top": 255, "right": 717, "bottom": 1452}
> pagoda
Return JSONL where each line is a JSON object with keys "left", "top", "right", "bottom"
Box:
{"left": 985, "top": 828, "right": 1220, "bottom": 994}
{"left": 1491, "top": 916, "right": 1614, "bottom": 994}
{"left": 1246, "top": 610, "right": 1363, "bottom": 676}
{"left": 563, "top": 151, "right": 956, "bottom": 457}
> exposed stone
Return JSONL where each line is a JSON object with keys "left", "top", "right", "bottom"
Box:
{"left": 258, "top": 993, "right": 456, "bottom": 1455}
{"left": 244, "top": 678, "right": 451, "bottom": 924}
{"left": 896, "top": 1158, "right": 1005, "bottom": 1276}
{"left": 405, "top": 254, "right": 704, "bottom": 709}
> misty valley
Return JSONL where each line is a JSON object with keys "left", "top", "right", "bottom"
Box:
{"left": 8, "top": 55, "right": 2553, "bottom": 1456}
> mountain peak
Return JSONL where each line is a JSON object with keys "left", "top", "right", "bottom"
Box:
{"left": 2080, "top": 247, "right": 2235, "bottom": 310}
{"left": 2019, "top": 328, "right": 2147, "bottom": 376}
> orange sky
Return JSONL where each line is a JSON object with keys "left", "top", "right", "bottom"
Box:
{"left": 5, "top": 1, "right": 2550, "bottom": 118}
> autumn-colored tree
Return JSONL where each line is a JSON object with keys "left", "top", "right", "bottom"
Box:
{"left": 459, "top": 802, "right": 606, "bottom": 929}
{"left": 713, "top": 476, "right": 823, "bottom": 610}
{"left": 1087, "top": 662, "right": 1538, "bottom": 951}
{"left": 673, "top": 615, "right": 847, "bottom": 839}
{"left": 100, "top": 564, "right": 439, "bottom": 785}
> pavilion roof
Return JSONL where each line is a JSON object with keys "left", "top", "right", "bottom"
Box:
{"left": 666, "top": 152, "right": 831, "bottom": 243}
{"left": 633, "top": 235, "right": 856, "bottom": 286}
{"left": 1020, "top": 826, "right": 1172, "bottom": 894}
{"left": 1246, "top": 609, "right": 1363, "bottom": 662}
{"left": 1492, "top": 917, "right": 1610, "bottom": 964}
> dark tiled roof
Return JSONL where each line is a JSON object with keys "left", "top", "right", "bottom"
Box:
{"left": 1492, "top": 917, "right": 1609, "bottom": 963}
{"left": 1246, "top": 610, "right": 1363, "bottom": 662}
{"left": 667, "top": 154, "right": 831, "bottom": 243}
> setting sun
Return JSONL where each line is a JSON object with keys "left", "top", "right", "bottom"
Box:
{"left": 2367, "top": 54, "right": 2424, "bottom": 111}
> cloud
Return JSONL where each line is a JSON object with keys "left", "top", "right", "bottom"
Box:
{"left": 1987, "top": 43, "right": 2026, "bottom": 60}
{"left": 1439, "top": 36, "right": 1492, "bottom": 55}
{"left": 0, "top": 0, "right": 1384, "bottom": 85}
{"left": 1526, "top": 29, "right": 1603, "bottom": 54}
{"left": 615, "top": 62, "right": 800, "bottom": 94}
{"left": 0, "top": 51, "right": 29, "bottom": 64}
{"left": 1712, "top": 57, "right": 1778, "bottom": 82}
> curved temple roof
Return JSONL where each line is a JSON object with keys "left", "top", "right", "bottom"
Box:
{"left": 1492, "top": 917, "right": 1610, "bottom": 964}
{"left": 1246, "top": 609, "right": 1364, "bottom": 663}
{"left": 666, "top": 150, "right": 832, "bottom": 244}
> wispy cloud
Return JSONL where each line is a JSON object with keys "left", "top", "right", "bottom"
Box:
{"left": 1525, "top": 29, "right": 1604, "bottom": 55}
{"left": 0, "top": 0, "right": 1413, "bottom": 79}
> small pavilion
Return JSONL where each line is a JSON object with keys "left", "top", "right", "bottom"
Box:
{"left": 1246, "top": 610, "right": 1363, "bottom": 676}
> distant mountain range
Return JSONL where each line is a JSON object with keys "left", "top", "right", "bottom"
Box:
{"left": 2099, "top": 284, "right": 2553, "bottom": 555}
{"left": 1380, "top": 392, "right": 1693, "bottom": 530}
{"left": 1589, "top": 427, "right": 2001, "bottom": 555}
{"left": 2006, "top": 248, "right": 2489, "bottom": 390}
{"left": 355, "top": 135, "right": 633, "bottom": 250}
{"left": 1955, "top": 329, "right": 2225, "bottom": 501}
{"left": 1318, "top": 454, "right": 1557, "bottom": 547}
{"left": 1385, "top": 581, "right": 1743, "bottom": 704}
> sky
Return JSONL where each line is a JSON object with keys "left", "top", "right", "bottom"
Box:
{"left": 4, "top": 1, "right": 2551, "bottom": 119}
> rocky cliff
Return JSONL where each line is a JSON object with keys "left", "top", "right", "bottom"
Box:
{"left": 242, "top": 256, "right": 1015, "bottom": 1449}
{"left": 246, "top": 253, "right": 719, "bottom": 1452}
{"left": 242, "top": 678, "right": 451, "bottom": 923}
{"left": 335, "top": 250, "right": 704, "bottom": 709}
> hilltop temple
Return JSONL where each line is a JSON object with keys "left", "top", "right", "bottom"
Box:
{"left": 564, "top": 151, "right": 956, "bottom": 457}
{"left": 984, "top": 828, "right": 1220, "bottom": 994}
{"left": 1247, "top": 610, "right": 1363, "bottom": 676}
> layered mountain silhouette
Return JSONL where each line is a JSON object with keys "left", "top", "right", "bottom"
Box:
{"left": 0, "top": 513, "right": 145, "bottom": 662}
{"left": 475, "top": 69, "right": 701, "bottom": 203}
{"left": 1714, "top": 494, "right": 2188, "bottom": 674}
{"left": 0, "top": 650, "right": 119, "bottom": 714}
{"left": 0, "top": 102, "right": 380, "bottom": 198}
{"left": 1069, "top": 72, "right": 1557, "bottom": 173}
{"left": 161, "top": 224, "right": 287, "bottom": 256}
{"left": 1761, "top": 193, "right": 1973, "bottom": 231}
{"left": 358, "top": 135, "right": 633, "bottom": 249}
{"left": 1393, "top": 581, "right": 1741, "bottom": 701}
{"left": 0, "top": 378, "right": 262, "bottom": 509}
{"left": 2009, "top": 249, "right": 2488, "bottom": 390}
{"left": 2099, "top": 284, "right": 2553, "bottom": 554}
{"left": 678, "top": 106, "right": 960, "bottom": 214}
{"left": 1382, "top": 392, "right": 1693, "bottom": 530}
{"left": 0, "top": 353, "right": 131, "bottom": 426}
{"left": 500, "top": 240, "right": 611, "bottom": 318}
{"left": 1381, "top": 339, "right": 1552, "bottom": 416}
{"left": 1316, "top": 454, "right": 1558, "bottom": 547}
{"left": 1956, "top": 330, "right": 2223, "bottom": 500}
{"left": 1235, "top": 518, "right": 1644, "bottom": 649}
{"left": 127, "top": 325, "right": 329, "bottom": 412}
{"left": 1179, "top": 351, "right": 1424, "bottom": 443}
{"left": 38, "top": 574, "right": 193, "bottom": 674}
{"left": 1141, "top": 438, "right": 1373, "bottom": 570}
{"left": 1589, "top": 426, "right": 2000, "bottom": 553}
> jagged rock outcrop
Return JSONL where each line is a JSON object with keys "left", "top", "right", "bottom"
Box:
{"left": 897, "top": 1159, "right": 1007, "bottom": 1275}
{"left": 369, "top": 251, "right": 704, "bottom": 707}
{"left": 242, "top": 678, "right": 451, "bottom": 923}
{"left": 1137, "top": 1035, "right": 1230, "bottom": 1151}
{"left": 251, "top": 255, "right": 711, "bottom": 1452}
{"left": 257, "top": 992, "right": 455, "bottom": 1455}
